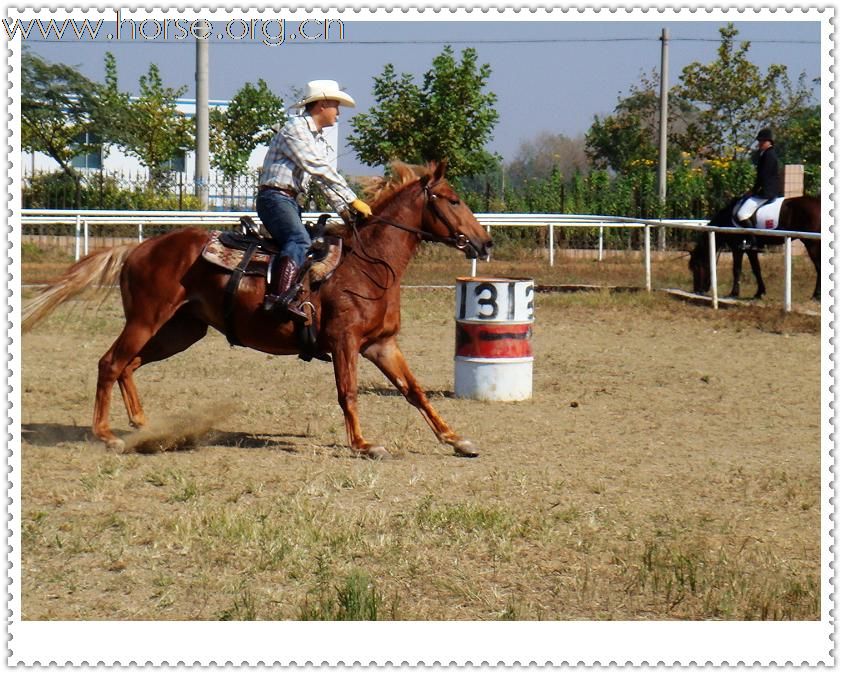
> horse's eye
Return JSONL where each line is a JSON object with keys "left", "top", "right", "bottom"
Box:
{"left": 449, "top": 198, "right": 460, "bottom": 206}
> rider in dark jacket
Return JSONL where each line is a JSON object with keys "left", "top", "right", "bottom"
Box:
{"left": 735, "top": 128, "right": 782, "bottom": 250}
{"left": 752, "top": 129, "right": 782, "bottom": 199}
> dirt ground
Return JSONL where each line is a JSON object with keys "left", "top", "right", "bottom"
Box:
{"left": 19, "top": 280, "right": 822, "bottom": 620}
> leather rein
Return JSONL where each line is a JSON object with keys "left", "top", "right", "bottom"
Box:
{"left": 341, "top": 177, "right": 472, "bottom": 296}
{"left": 360, "top": 179, "right": 471, "bottom": 251}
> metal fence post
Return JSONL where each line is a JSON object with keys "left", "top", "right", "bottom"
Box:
{"left": 708, "top": 229, "right": 719, "bottom": 310}
{"left": 598, "top": 226, "right": 604, "bottom": 261}
{"left": 784, "top": 236, "right": 792, "bottom": 313}
{"left": 83, "top": 219, "right": 89, "bottom": 257}
{"left": 548, "top": 222, "right": 554, "bottom": 267}
{"left": 644, "top": 224, "right": 651, "bottom": 291}
{"left": 138, "top": 222, "right": 144, "bottom": 243}
{"left": 74, "top": 214, "right": 81, "bottom": 261}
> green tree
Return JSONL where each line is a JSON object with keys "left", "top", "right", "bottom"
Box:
{"left": 776, "top": 102, "right": 820, "bottom": 194}
{"left": 776, "top": 103, "right": 820, "bottom": 166}
{"left": 586, "top": 70, "right": 694, "bottom": 173}
{"left": 21, "top": 49, "right": 99, "bottom": 205}
{"left": 210, "top": 79, "right": 285, "bottom": 183}
{"left": 678, "top": 24, "right": 812, "bottom": 160}
{"left": 506, "top": 132, "right": 588, "bottom": 190}
{"left": 99, "top": 54, "right": 193, "bottom": 189}
{"left": 348, "top": 46, "right": 499, "bottom": 178}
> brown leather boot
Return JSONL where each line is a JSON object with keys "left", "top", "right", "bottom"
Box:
{"left": 264, "top": 257, "right": 309, "bottom": 322}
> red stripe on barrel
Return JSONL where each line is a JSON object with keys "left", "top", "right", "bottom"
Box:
{"left": 455, "top": 323, "right": 533, "bottom": 359}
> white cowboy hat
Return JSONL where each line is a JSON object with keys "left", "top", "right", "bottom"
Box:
{"left": 292, "top": 80, "right": 356, "bottom": 108}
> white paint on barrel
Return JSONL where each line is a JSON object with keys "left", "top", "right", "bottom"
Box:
{"left": 454, "top": 277, "right": 534, "bottom": 401}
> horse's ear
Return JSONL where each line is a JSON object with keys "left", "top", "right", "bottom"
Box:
{"left": 434, "top": 159, "right": 448, "bottom": 180}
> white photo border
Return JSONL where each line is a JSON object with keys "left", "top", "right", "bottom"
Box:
{"left": 4, "top": 3, "right": 835, "bottom": 666}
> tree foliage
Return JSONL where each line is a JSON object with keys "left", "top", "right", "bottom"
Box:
{"left": 348, "top": 46, "right": 499, "bottom": 178}
{"left": 506, "top": 132, "right": 588, "bottom": 189}
{"left": 98, "top": 53, "right": 194, "bottom": 189}
{"left": 585, "top": 70, "right": 695, "bottom": 173}
{"left": 21, "top": 49, "right": 99, "bottom": 180}
{"left": 210, "top": 79, "right": 285, "bottom": 183}
{"left": 776, "top": 103, "right": 820, "bottom": 166}
{"left": 678, "top": 24, "right": 813, "bottom": 160}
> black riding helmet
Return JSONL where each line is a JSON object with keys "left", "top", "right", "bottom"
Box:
{"left": 756, "top": 128, "right": 774, "bottom": 144}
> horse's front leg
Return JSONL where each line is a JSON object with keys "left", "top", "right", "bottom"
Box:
{"left": 332, "top": 339, "right": 390, "bottom": 460}
{"left": 746, "top": 250, "right": 766, "bottom": 299}
{"left": 728, "top": 247, "right": 743, "bottom": 298}
{"left": 363, "top": 338, "right": 479, "bottom": 458}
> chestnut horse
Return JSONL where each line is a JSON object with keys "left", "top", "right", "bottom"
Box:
{"left": 23, "top": 161, "right": 493, "bottom": 459}
{"left": 688, "top": 195, "right": 821, "bottom": 301}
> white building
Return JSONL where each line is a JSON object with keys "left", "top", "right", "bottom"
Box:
{"left": 23, "top": 97, "right": 339, "bottom": 209}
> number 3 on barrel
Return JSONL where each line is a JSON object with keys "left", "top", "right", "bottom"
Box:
{"left": 457, "top": 281, "right": 534, "bottom": 321}
{"left": 474, "top": 283, "right": 498, "bottom": 319}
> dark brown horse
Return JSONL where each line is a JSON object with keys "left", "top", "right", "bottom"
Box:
{"left": 23, "top": 161, "right": 493, "bottom": 459}
{"left": 688, "top": 195, "right": 821, "bottom": 301}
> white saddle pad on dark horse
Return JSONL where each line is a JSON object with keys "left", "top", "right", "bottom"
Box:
{"left": 732, "top": 196, "right": 786, "bottom": 230}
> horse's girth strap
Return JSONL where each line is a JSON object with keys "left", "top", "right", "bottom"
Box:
{"left": 223, "top": 242, "right": 260, "bottom": 347}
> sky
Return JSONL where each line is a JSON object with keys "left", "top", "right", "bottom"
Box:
{"left": 23, "top": 18, "right": 822, "bottom": 176}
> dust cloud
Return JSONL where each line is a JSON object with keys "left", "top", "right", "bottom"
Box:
{"left": 123, "top": 402, "right": 240, "bottom": 453}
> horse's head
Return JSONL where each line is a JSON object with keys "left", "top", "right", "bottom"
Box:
{"left": 688, "top": 197, "right": 743, "bottom": 292}
{"left": 418, "top": 161, "right": 493, "bottom": 260}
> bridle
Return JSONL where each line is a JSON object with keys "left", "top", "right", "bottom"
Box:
{"left": 342, "top": 176, "right": 475, "bottom": 296}
{"left": 362, "top": 178, "right": 471, "bottom": 251}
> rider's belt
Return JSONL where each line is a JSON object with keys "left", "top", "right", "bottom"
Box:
{"left": 259, "top": 184, "right": 299, "bottom": 200}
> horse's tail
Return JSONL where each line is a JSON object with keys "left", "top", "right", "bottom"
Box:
{"left": 22, "top": 243, "right": 138, "bottom": 332}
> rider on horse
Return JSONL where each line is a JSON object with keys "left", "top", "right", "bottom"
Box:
{"left": 256, "top": 79, "right": 372, "bottom": 321}
{"left": 734, "top": 127, "right": 782, "bottom": 250}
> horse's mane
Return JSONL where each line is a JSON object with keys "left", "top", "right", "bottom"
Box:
{"left": 359, "top": 161, "right": 436, "bottom": 211}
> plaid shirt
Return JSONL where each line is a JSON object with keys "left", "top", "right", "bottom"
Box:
{"left": 258, "top": 113, "right": 356, "bottom": 212}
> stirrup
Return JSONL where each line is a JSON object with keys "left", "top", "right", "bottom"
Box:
{"left": 279, "top": 286, "right": 308, "bottom": 323}
{"left": 284, "top": 303, "right": 309, "bottom": 323}
{"left": 263, "top": 287, "right": 308, "bottom": 323}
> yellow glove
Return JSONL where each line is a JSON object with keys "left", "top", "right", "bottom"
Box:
{"left": 350, "top": 198, "right": 372, "bottom": 218}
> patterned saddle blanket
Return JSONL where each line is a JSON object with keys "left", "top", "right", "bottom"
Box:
{"left": 201, "top": 230, "right": 276, "bottom": 276}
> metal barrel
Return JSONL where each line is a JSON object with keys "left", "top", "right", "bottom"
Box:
{"left": 453, "top": 277, "right": 534, "bottom": 401}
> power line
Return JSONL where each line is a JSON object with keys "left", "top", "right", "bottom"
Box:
{"left": 26, "top": 36, "right": 820, "bottom": 46}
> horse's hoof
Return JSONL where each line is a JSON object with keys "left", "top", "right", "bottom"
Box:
{"left": 452, "top": 439, "right": 480, "bottom": 458}
{"left": 105, "top": 437, "right": 125, "bottom": 453}
{"left": 365, "top": 446, "right": 391, "bottom": 460}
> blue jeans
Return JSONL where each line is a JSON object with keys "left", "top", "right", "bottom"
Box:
{"left": 256, "top": 190, "right": 310, "bottom": 267}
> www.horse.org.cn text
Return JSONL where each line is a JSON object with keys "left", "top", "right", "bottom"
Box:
{"left": 2, "top": 13, "right": 346, "bottom": 46}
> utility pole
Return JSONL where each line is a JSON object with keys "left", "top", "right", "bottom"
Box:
{"left": 657, "top": 27, "right": 669, "bottom": 250}
{"left": 195, "top": 27, "right": 210, "bottom": 210}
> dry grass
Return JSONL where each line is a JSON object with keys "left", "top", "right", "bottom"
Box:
{"left": 19, "top": 255, "right": 822, "bottom": 621}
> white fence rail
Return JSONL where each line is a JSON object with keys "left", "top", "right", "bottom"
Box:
{"left": 21, "top": 209, "right": 819, "bottom": 313}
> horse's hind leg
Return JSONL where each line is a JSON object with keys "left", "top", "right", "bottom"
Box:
{"left": 118, "top": 356, "right": 146, "bottom": 428}
{"left": 363, "top": 338, "right": 479, "bottom": 458}
{"left": 117, "top": 307, "right": 209, "bottom": 430}
{"left": 95, "top": 321, "right": 160, "bottom": 450}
